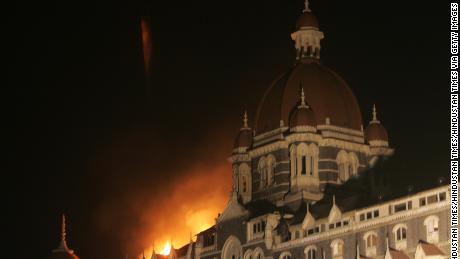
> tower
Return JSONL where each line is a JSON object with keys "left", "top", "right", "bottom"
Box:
{"left": 49, "top": 214, "right": 79, "bottom": 259}
{"left": 229, "top": 0, "right": 393, "bottom": 209}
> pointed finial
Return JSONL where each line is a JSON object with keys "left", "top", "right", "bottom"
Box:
{"left": 298, "top": 85, "right": 309, "bottom": 108}
{"left": 371, "top": 104, "right": 380, "bottom": 123}
{"left": 332, "top": 195, "right": 335, "bottom": 205}
{"left": 303, "top": 0, "right": 311, "bottom": 12}
{"left": 301, "top": 88, "right": 306, "bottom": 105}
{"left": 306, "top": 202, "right": 309, "bottom": 213}
{"left": 143, "top": 250, "right": 146, "bottom": 259}
{"left": 56, "top": 214, "right": 71, "bottom": 252}
{"left": 243, "top": 110, "right": 248, "bottom": 128}
{"left": 61, "top": 214, "right": 66, "bottom": 244}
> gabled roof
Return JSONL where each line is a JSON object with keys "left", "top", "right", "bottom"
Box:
{"left": 419, "top": 242, "right": 445, "bottom": 256}
{"left": 387, "top": 249, "right": 410, "bottom": 259}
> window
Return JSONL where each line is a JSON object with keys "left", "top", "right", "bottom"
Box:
{"left": 373, "top": 210, "right": 379, "bottom": 217}
{"left": 393, "top": 224, "right": 408, "bottom": 250}
{"left": 337, "top": 150, "right": 349, "bottom": 182}
{"left": 295, "top": 143, "right": 318, "bottom": 178}
{"left": 290, "top": 145, "right": 297, "bottom": 178}
{"left": 439, "top": 192, "right": 447, "bottom": 201}
{"left": 420, "top": 197, "right": 427, "bottom": 206}
{"left": 427, "top": 195, "right": 438, "bottom": 204}
{"left": 301, "top": 156, "right": 307, "bottom": 175}
{"left": 279, "top": 252, "right": 291, "bottom": 259}
{"left": 394, "top": 202, "right": 408, "bottom": 213}
{"left": 364, "top": 232, "right": 378, "bottom": 257}
{"left": 310, "top": 156, "right": 314, "bottom": 175}
{"left": 424, "top": 215, "right": 440, "bottom": 244}
{"left": 305, "top": 246, "right": 317, "bottom": 259}
{"left": 396, "top": 227, "right": 407, "bottom": 241}
{"left": 331, "top": 239, "right": 344, "bottom": 258}
{"left": 258, "top": 157, "right": 267, "bottom": 189}
{"left": 266, "top": 155, "right": 276, "bottom": 186}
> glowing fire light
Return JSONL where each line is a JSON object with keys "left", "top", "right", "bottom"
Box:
{"left": 161, "top": 242, "right": 171, "bottom": 255}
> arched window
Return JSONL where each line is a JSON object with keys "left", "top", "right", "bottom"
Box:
{"left": 330, "top": 239, "right": 344, "bottom": 258}
{"left": 222, "top": 236, "right": 242, "bottom": 259}
{"left": 297, "top": 143, "right": 308, "bottom": 175}
{"left": 243, "top": 249, "right": 252, "bottom": 259}
{"left": 279, "top": 252, "right": 291, "bottom": 259}
{"left": 424, "top": 215, "right": 440, "bottom": 244}
{"left": 396, "top": 227, "right": 407, "bottom": 241}
{"left": 393, "top": 224, "right": 408, "bottom": 250}
{"left": 336, "top": 150, "right": 349, "bottom": 182}
{"left": 238, "top": 163, "right": 251, "bottom": 202}
{"left": 290, "top": 145, "right": 297, "bottom": 178}
{"left": 363, "top": 231, "right": 378, "bottom": 257}
{"left": 348, "top": 153, "right": 359, "bottom": 177}
{"left": 258, "top": 157, "right": 267, "bottom": 189}
{"left": 308, "top": 143, "right": 319, "bottom": 177}
{"left": 253, "top": 247, "right": 264, "bottom": 259}
{"left": 304, "top": 246, "right": 317, "bottom": 259}
{"left": 266, "top": 155, "right": 276, "bottom": 186}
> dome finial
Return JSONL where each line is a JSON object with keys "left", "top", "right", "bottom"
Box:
{"left": 53, "top": 213, "right": 74, "bottom": 253}
{"left": 59, "top": 214, "right": 69, "bottom": 250}
{"left": 301, "top": 87, "right": 306, "bottom": 105}
{"left": 303, "top": 0, "right": 311, "bottom": 13}
{"left": 298, "top": 85, "right": 309, "bottom": 108}
{"left": 243, "top": 110, "right": 248, "bottom": 128}
{"left": 371, "top": 104, "right": 380, "bottom": 124}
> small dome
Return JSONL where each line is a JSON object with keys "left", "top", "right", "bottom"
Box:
{"left": 296, "top": 11, "right": 319, "bottom": 29}
{"left": 365, "top": 123, "right": 388, "bottom": 142}
{"left": 235, "top": 128, "right": 252, "bottom": 148}
{"left": 289, "top": 88, "right": 316, "bottom": 128}
{"left": 234, "top": 111, "right": 253, "bottom": 149}
{"left": 365, "top": 105, "right": 389, "bottom": 143}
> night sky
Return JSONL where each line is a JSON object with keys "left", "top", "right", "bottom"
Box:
{"left": 5, "top": 0, "right": 450, "bottom": 258}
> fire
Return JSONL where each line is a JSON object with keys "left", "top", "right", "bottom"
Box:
{"left": 161, "top": 242, "right": 171, "bottom": 255}
{"left": 136, "top": 163, "right": 231, "bottom": 259}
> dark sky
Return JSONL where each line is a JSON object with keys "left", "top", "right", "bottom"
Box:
{"left": 5, "top": 0, "right": 450, "bottom": 258}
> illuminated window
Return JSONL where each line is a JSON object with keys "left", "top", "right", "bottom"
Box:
{"left": 424, "top": 215, "right": 439, "bottom": 244}
{"left": 279, "top": 252, "right": 291, "bottom": 259}
{"left": 331, "top": 239, "right": 344, "bottom": 258}
{"left": 364, "top": 232, "right": 377, "bottom": 257}
{"left": 305, "top": 246, "right": 317, "bottom": 259}
{"left": 393, "top": 224, "right": 408, "bottom": 250}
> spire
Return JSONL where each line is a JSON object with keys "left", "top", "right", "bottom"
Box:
{"left": 291, "top": 0, "right": 323, "bottom": 61}
{"left": 332, "top": 195, "right": 336, "bottom": 206}
{"left": 370, "top": 104, "right": 380, "bottom": 124}
{"left": 243, "top": 110, "right": 249, "bottom": 129}
{"left": 303, "top": 0, "right": 310, "bottom": 12}
{"left": 298, "top": 85, "right": 309, "bottom": 108}
{"left": 52, "top": 214, "right": 74, "bottom": 254}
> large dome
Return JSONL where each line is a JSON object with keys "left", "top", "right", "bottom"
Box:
{"left": 255, "top": 61, "right": 363, "bottom": 133}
